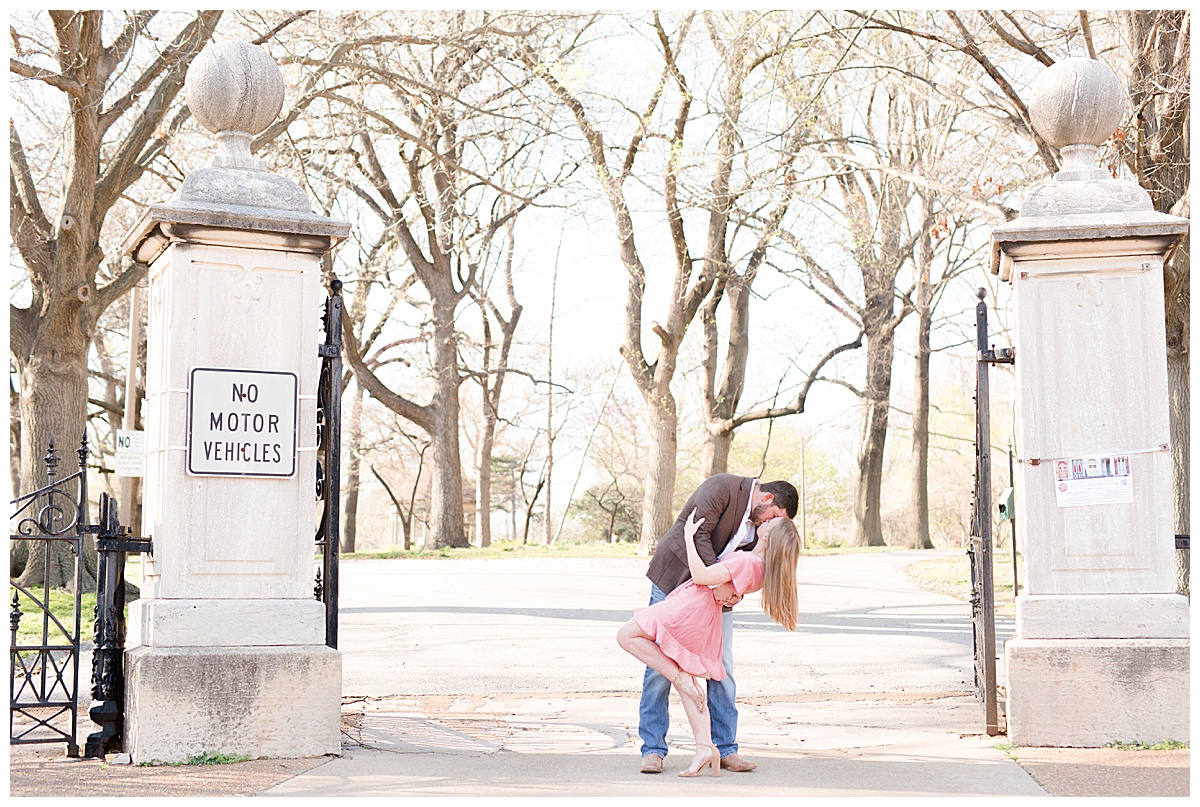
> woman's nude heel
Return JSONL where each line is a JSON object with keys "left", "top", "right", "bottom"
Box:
{"left": 678, "top": 743, "right": 720, "bottom": 778}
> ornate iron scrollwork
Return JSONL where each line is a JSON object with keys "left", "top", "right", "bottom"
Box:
{"left": 313, "top": 279, "right": 343, "bottom": 649}
{"left": 84, "top": 493, "right": 151, "bottom": 758}
{"left": 9, "top": 432, "right": 89, "bottom": 757}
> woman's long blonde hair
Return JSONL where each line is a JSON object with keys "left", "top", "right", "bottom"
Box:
{"left": 761, "top": 518, "right": 801, "bottom": 630}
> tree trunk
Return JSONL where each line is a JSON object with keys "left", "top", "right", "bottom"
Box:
{"left": 637, "top": 392, "right": 678, "bottom": 555}
{"left": 704, "top": 429, "right": 735, "bottom": 478}
{"left": 340, "top": 382, "right": 364, "bottom": 554}
{"left": 909, "top": 257, "right": 935, "bottom": 549}
{"left": 1123, "top": 9, "right": 1189, "bottom": 538}
{"left": 1166, "top": 238, "right": 1189, "bottom": 536}
{"left": 475, "top": 417, "right": 494, "bottom": 548}
{"left": 427, "top": 299, "right": 468, "bottom": 549}
{"left": 521, "top": 475, "right": 545, "bottom": 545}
{"left": 11, "top": 11, "right": 221, "bottom": 589}
{"left": 850, "top": 308, "right": 895, "bottom": 548}
{"left": 15, "top": 304, "right": 97, "bottom": 590}
{"left": 427, "top": 400, "right": 468, "bottom": 549}
{"left": 701, "top": 278, "right": 749, "bottom": 477}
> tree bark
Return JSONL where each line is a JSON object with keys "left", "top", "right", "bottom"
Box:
{"left": 426, "top": 296, "right": 469, "bottom": 548}
{"left": 851, "top": 312, "right": 895, "bottom": 547}
{"left": 704, "top": 428, "right": 735, "bottom": 479}
{"left": 638, "top": 387, "right": 680, "bottom": 555}
{"left": 16, "top": 308, "right": 98, "bottom": 589}
{"left": 340, "top": 381, "right": 364, "bottom": 554}
{"left": 909, "top": 228, "right": 935, "bottom": 549}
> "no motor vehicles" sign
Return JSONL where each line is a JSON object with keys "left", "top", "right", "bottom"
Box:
{"left": 187, "top": 367, "right": 298, "bottom": 478}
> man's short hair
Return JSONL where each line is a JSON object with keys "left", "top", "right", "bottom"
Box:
{"left": 760, "top": 480, "right": 799, "bottom": 520}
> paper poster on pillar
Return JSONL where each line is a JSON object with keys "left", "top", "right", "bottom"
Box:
{"left": 1053, "top": 453, "right": 1133, "bottom": 507}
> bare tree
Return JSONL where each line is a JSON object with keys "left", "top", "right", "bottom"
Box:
{"left": 467, "top": 221, "right": 523, "bottom": 548}
{"left": 693, "top": 11, "right": 859, "bottom": 477}
{"left": 772, "top": 62, "right": 927, "bottom": 546}
{"left": 1120, "top": 11, "right": 1189, "bottom": 535}
{"left": 847, "top": 9, "right": 1190, "bottom": 535}
{"left": 521, "top": 12, "right": 718, "bottom": 552}
{"left": 909, "top": 205, "right": 987, "bottom": 548}
{"left": 10, "top": 10, "right": 222, "bottom": 587}
{"left": 368, "top": 426, "right": 430, "bottom": 551}
{"left": 306, "top": 13, "right": 558, "bottom": 548}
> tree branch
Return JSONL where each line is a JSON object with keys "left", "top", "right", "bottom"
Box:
{"left": 340, "top": 303, "right": 433, "bottom": 431}
{"left": 95, "top": 10, "right": 222, "bottom": 214}
{"left": 719, "top": 329, "right": 865, "bottom": 432}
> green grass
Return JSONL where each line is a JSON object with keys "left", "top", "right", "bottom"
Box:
{"left": 140, "top": 751, "right": 252, "bottom": 767}
{"left": 904, "top": 549, "right": 1021, "bottom": 618}
{"left": 10, "top": 587, "right": 98, "bottom": 644}
{"left": 339, "top": 539, "right": 646, "bottom": 561}
{"left": 1104, "top": 740, "right": 1188, "bottom": 751}
{"left": 339, "top": 539, "right": 928, "bottom": 562}
{"left": 10, "top": 557, "right": 146, "bottom": 645}
{"left": 798, "top": 545, "right": 905, "bottom": 556}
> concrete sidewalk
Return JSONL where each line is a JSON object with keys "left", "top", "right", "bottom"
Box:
{"left": 9, "top": 551, "right": 1190, "bottom": 797}
{"left": 265, "top": 692, "right": 1048, "bottom": 798}
{"left": 9, "top": 692, "right": 1189, "bottom": 798}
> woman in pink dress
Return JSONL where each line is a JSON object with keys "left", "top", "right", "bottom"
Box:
{"left": 617, "top": 509, "right": 801, "bottom": 777}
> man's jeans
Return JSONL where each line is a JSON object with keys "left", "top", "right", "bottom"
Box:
{"left": 638, "top": 584, "right": 738, "bottom": 759}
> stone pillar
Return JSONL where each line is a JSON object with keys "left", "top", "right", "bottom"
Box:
{"left": 990, "top": 58, "right": 1189, "bottom": 746}
{"left": 120, "top": 42, "right": 350, "bottom": 763}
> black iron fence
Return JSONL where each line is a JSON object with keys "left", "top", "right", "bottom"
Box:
{"left": 85, "top": 492, "right": 151, "bottom": 758}
{"left": 970, "top": 289, "right": 1012, "bottom": 737}
{"left": 314, "top": 278, "right": 343, "bottom": 649}
{"left": 9, "top": 435, "right": 90, "bottom": 757}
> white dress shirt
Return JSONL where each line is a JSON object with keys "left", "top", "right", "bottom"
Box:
{"left": 718, "top": 479, "right": 758, "bottom": 559}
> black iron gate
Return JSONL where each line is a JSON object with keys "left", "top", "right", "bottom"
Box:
{"left": 314, "top": 278, "right": 343, "bottom": 649}
{"left": 9, "top": 435, "right": 90, "bottom": 756}
{"left": 9, "top": 433, "right": 152, "bottom": 758}
{"left": 970, "top": 288, "right": 1012, "bottom": 737}
{"left": 85, "top": 492, "right": 151, "bottom": 758}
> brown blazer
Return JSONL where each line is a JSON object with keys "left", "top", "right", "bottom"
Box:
{"left": 646, "top": 473, "right": 756, "bottom": 595}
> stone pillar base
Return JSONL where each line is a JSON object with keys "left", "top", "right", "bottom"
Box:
{"left": 1005, "top": 638, "right": 1189, "bottom": 747}
{"left": 125, "top": 645, "right": 341, "bottom": 763}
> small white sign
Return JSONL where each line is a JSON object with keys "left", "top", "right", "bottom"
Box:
{"left": 1053, "top": 454, "right": 1133, "bottom": 507}
{"left": 187, "top": 367, "right": 298, "bottom": 478}
{"left": 114, "top": 429, "right": 145, "bottom": 477}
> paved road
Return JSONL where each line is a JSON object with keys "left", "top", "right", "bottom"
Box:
{"left": 13, "top": 550, "right": 1183, "bottom": 798}
{"left": 264, "top": 549, "right": 1043, "bottom": 797}
{"left": 338, "top": 549, "right": 1013, "bottom": 699}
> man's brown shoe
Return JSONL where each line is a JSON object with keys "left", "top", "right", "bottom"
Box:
{"left": 640, "top": 754, "right": 664, "bottom": 774}
{"left": 720, "top": 753, "right": 758, "bottom": 772}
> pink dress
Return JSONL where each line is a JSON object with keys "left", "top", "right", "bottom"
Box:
{"left": 633, "top": 552, "right": 764, "bottom": 680}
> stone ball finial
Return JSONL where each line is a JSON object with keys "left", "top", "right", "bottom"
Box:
{"left": 186, "top": 41, "right": 284, "bottom": 136}
{"left": 1028, "top": 58, "right": 1125, "bottom": 149}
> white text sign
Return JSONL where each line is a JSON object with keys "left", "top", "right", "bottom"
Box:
{"left": 114, "top": 429, "right": 145, "bottom": 477}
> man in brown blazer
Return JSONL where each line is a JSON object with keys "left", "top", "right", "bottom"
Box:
{"left": 637, "top": 473, "right": 799, "bottom": 774}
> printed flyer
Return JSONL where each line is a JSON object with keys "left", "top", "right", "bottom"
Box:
{"left": 1052, "top": 454, "right": 1133, "bottom": 507}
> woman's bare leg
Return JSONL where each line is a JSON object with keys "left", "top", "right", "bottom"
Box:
{"left": 676, "top": 676, "right": 717, "bottom": 775}
{"left": 617, "top": 620, "right": 704, "bottom": 705}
